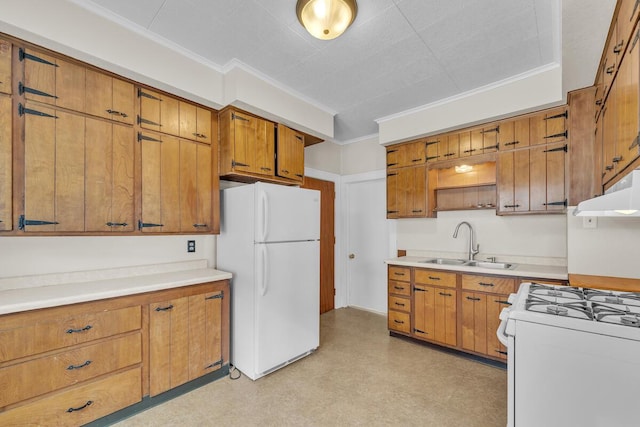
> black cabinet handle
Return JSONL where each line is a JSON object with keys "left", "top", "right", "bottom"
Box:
{"left": 613, "top": 41, "right": 624, "bottom": 54}
{"left": 496, "top": 350, "right": 508, "bottom": 355}
{"left": 193, "top": 223, "right": 208, "bottom": 228}
{"left": 543, "top": 199, "right": 567, "bottom": 207}
{"left": 466, "top": 296, "right": 481, "bottom": 301}
{"left": 503, "top": 141, "right": 520, "bottom": 146}
{"left": 67, "top": 401, "right": 93, "bottom": 413}
{"left": 155, "top": 305, "right": 174, "bottom": 311}
{"left": 428, "top": 276, "right": 441, "bottom": 280}
{"left": 394, "top": 272, "right": 405, "bottom": 276}
{"left": 67, "top": 360, "right": 92, "bottom": 370}
{"left": 606, "top": 65, "right": 615, "bottom": 74}
{"left": 443, "top": 153, "right": 455, "bottom": 157}
{"left": 612, "top": 156, "right": 623, "bottom": 163}
{"left": 394, "top": 302, "right": 405, "bottom": 307}
{"left": 414, "top": 328, "right": 427, "bottom": 334}
{"left": 413, "top": 287, "right": 426, "bottom": 292}
{"left": 503, "top": 204, "right": 520, "bottom": 208}
{"left": 478, "top": 282, "right": 494, "bottom": 287}
{"left": 463, "top": 149, "right": 477, "bottom": 153}
{"left": 66, "top": 325, "right": 92, "bottom": 334}
{"left": 394, "top": 319, "right": 405, "bottom": 324}
{"left": 106, "top": 222, "right": 128, "bottom": 227}
{"left": 496, "top": 300, "right": 511, "bottom": 305}
{"left": 439, "top": 292, "right": 452, "bottom": 297}
{"left": 393, "top": 286, "right": 404, "bottom": 290}
{"left": 412, "top": 210, "right": 423, "bottom": 213}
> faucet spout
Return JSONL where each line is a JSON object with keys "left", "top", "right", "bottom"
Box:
{"left": 453, "top": 221, "right": 480, "bottom": 261}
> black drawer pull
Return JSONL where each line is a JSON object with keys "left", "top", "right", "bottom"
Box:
{"left": 192, "top": 132, "right": 207, "bottom": 138}
{"left": 439, "top": 292, "right": 452, "bottom": 297}
{"left": 503, "top": 141, "right": 520, "bottom": 146}
{"left": 411, "top": 158, "right": 422, "bottom": 162}
{"left": 394, "top": 302, "right": 405, "bottom": 307}
{"left": 612, "top": 156, "right": 623, "bottom": 163}
{"left": 466, "top": 296, "right": 481, "bottom": 301}
{"left": 67, "top": 360, "right": 92, "bottom": 371}
{"left": 478, "top": 282, "right": 494, "bottom": 287}
{"left": 394, "top": 272, "right": 405, "bottom": 276}
{"left": 394, "top": 286, "right": 404, "bottom": 290}
{"left": 193, "top": 223, "right": 208, "bottom": 228}
{"left": 414, "top": 328, "right": 427, "bottom": 334}
{"left": 67, "top": 400, "right": 93, "bottom": 413}
{"left": 394, "top": 319, "right": 405, "bottom": 324}
{"left": 496, "top": 350, "right": 508, "bottom": 355}
{"left": 428, "top": 276, "right": 440, "bottom": 280}
{"left": 613, "top": 41, "right": 624, "bottom": 54}
{"left": 281, "top": 169, "right": 290, "bottom": 174}
{"left": 155, "top": 305, "right": 174, "bottom": 311}
{"left": 463, "top": 149, "right": 477, "bottom": 153}
{"left": 106, "top": 222, "right": 128, "bottom": 227}
{"left": 443, "top": 153, "right": 455, "bottom": 157}
{"left": 66, "top": 325, "right": 92, "bottom": 334}
{"left": 260, "top": 167, "right": 272, "bottom": 171}
{"left": 606, "top": 65, "right": 615, "bottom": 74}
{"left": 543, "top": 199, "right": 567, "bottom": 207}
{"left": 413, "top": 287, "right": 426, "bottom": 292}
{"left": 503, "top": 204, "right": 520, "bottom": 208}
{"left": 426, "top": 155, "right": 439, "bottom": 161}
{"left": 412, "top": 210, "right": 423, "bottom": 213}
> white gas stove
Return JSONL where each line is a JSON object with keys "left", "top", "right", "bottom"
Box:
{"left": 497, "top": 282, "right": 640, "bottom": 427}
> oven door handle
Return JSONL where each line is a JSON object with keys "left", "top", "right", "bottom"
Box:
{"left": 497, "top": 309, "right": 510, "bottom": 346}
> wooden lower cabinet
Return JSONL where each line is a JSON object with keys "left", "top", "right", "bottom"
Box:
{"left": 387, "top": 266, "right": 411, "bottom": 334}
{"left": 0, "top": 280, "right": 229, "bottom": 425}
{"left": 461, "top": 292, "right": 510, "bottom": 360}
{"left": 413, "top": 284, "right": 457, "bottom": 346}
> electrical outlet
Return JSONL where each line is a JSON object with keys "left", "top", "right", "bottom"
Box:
{"left": 582, "top": 216, "right": 597, "bottom": 229}
{"left": 187, "top": 240, "right": 196, "bottom": 252}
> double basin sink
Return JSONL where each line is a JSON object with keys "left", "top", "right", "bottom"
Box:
{"left": 419, "top": 258, "right": 516, "bottom": 270}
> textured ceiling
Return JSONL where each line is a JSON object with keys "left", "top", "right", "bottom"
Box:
{"left": 84, "top": 0, "right": 614, "bottom": 143}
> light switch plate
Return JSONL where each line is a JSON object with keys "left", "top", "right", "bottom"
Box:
{"left": 582, "top": 216, "right": 597, "bottom": 229}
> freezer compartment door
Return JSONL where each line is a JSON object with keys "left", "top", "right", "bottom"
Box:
{"left": 255, "top": 240, "right": 319, "bottom": 376}
{"left": 255, "top": 182, "right": 319, "bottom": 243}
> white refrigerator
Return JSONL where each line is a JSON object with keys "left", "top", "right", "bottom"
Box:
{"left": 217, "top": 182, "right": 320, "bottom": 380}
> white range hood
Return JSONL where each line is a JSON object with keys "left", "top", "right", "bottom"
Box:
{"left": 574, "top": 169, "right": 640, "bottom": 217}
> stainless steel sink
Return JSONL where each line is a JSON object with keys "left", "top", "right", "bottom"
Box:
{"left": 463, "top": 260, "right": 516, "bottom": 270}
{"left": 419, "top": 258, "right": 467, "bottom": 265}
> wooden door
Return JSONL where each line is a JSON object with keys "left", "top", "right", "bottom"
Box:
{"left": 179, "top": 141, "right": 212, "bottom": 232}
{"left": 601, "top": 100, "right": 617, "bottom": 184}
{"left": 140, "top": 132, "right": 181, "bottom": 232}
{"left": 22, "top": 48, "right": 57, "bottom": 106}
{"left": 500, "top": 118, "right": 530, "bottom": 150}
{"left": 0, "top": 37, "right": 11, "bottom": 95}
{"left": 461, "top": 291, "right": 487, "bottom": 354}
{"left": 149, "top": 297, "right": 190, "bottom": 396}
{"left": 86, "top": 71, "right": 134, "bottom": 123}
{"left": 386, "top": 170, "right": 399, "bottom": 218}
{"left": 23, "top": 105, "right": 85, "bottom": 232}
{"left": 139, "top": 88, "right": 162, "bottom": 132}
{"left": 413, "top": 285, "right": 436, "bottom": 339}
{"left": 112, "top": 77, "right": 134, "bottom": 124}
{"left": 196, "top": 107, "right": 212, "bottom": 144}
{"left": 277, "top": 124, "right": 304, "bottom": 182}
{"left": 433, "top": 288, "right": 456, "bottom": 346}
{"left": 230, "top": 110, "right": 256, "bottom": 173}
{"left": 179, "top": 101, "right": 197, "bottom": 141}
{"left": 458, "top": 131, "right": 471, "bottom": 157}
{"left": 302, "top": 177, "right": 336, "bottom": 314}
{"left": 255, "top": 118, "right": 275, "bottom": 175}
{"left": 188, "top": 291, "right": 223, "bottom": 380}
{"left": 545, "top": 143, "right": 567, "bottom": 212}
{"left": 482, "top": 124, "right": 499, "bottom": 152}
{"left": 85, "top": 119, "right": 134, "bottom": 231}
{"left": 445, "top": 133, "right": 460, "bottom": 160}
{"left": 436, "top": 136, "right": 449, "bottom": 162}
{"left": 425, "top": 139, "right": 438, "bottom": 162}
{"left": 0, "top": 96, "right": 11, "bottom": 230}
{"left": 396, "top": 167, "right": 411, "bottom": 217}
{"left": 486, "top": 294, "right": 510, "bottom": 360}
{"left": 408, "top": 165, "right": 427, "bottom": 217}
{"left": 497, "top": 149, "right": 530, "bottom": 213}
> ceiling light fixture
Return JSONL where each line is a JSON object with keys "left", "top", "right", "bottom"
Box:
{"left": 296, "top": 0, "right": 358, "bottom": 40}
{"left": 455, "top": 165, "right": 473, "bottom": 174}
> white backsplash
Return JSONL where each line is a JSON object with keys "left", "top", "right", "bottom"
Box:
{"left": 396, "top": 209, "right": 567, "bottom": 266}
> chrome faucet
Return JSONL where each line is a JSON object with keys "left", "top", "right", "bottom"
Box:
{"left": 453, "top": 221, "right": 479, "bottom": 261}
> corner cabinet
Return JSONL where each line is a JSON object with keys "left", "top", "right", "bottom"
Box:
{"left": 0, "top": 280, "right": 229, "bottom": 426}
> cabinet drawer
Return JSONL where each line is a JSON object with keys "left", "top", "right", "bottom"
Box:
{"left": 0, "top": 332, "right": 141, "bottom": 408}
{"left": 388, "top": 296, "right": 411, "bottom": 313}
{"left": 0, "top": 305, "right": 142, "bottom": 362}
{"left": 388, "top": 280, "right": 411, "bottom": 296}
{"left": 0, "top": 367, "right": 142, "bottom": 426}
{"left": 388, "top": 266, "right": 410, "bottom": 282}
{"left": 388, "top": 310, "right": 410, "bottom": 334}
{"left": 462, "top": 274, "right": 515, "bottom": 294}
{"left": 415, "top": 269, "right": 456, "bottom": 288}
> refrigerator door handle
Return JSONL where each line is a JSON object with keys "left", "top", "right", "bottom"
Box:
{"left": 258, "top": 190, "right": 269, "bottom": 242}
{"left": 258, "top": 244, "right": 269, "bottom": 296}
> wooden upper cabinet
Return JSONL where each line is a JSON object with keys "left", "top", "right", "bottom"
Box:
{"left": 0, "top": 37, "right": 11, "bottom": 94}
{"left": 85, "top": 69, "right": 134, "bottom": 124}
{"left": 219, "top": 109, "right": 276, "bottom": 177}
{"left": 179, "top": 142, "right": 212, "bottom": 232}
{"left": 179, "top": 101, "right": 212, "bottom": 144}
{"left": 618, "top": 0, "right": 640, "bottom": 54}
{"left": 497, "top": 149, "right": 531, "bottom": 214}
{"left": 138, "top": 88, "right": 180, "bottom": 136}
{"left": 0, "top": 95, "right": 11, "bottom": 231}
{"left": 276, "top": 124, "right": 305, "bottom": 182}
{"left": 386, "top": 165, "right": 427, "bottom": 218}
{"left": 480, "top": 123, "right": 500, "bottom": 153}
{"left": 530, "top": 107, "right": 568, "bottom": 146}
{"left": 530, "top": 142, "right": 567, "bottom": 212}
{"left": 499, "top": 117, "right": 530, "bottom": 150}
{"left": 458, "top": 131, "right": 473, "bottom": 157}
{"left": 439, "top": 133, "right": 460, "bottom": 160}
{"left": 21, "top": 48, "right": 86, "bottom": 113}
{"left": 387, "top": 141, "right": 426, "bottom": 169}
{"left": 425, "top": 138, "right": 439, "bottom": 162}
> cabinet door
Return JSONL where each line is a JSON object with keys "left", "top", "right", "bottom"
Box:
{"left": 408, "top": 165, "right": 427, "bottom": 217}
{"left": 0, "top": 37, "right": 11, "bottom": 94}
{"left": 530, "top": 142, "right": 567, "bottom": 212}
{"left": 499, "top": 118, "right": 530, "bottom": 150}
{"left": 425, "top": 139, "right": 438, "bottom": 162}
{"left": 433, "top": 288, "right": 457, "bottom": 346}
{"left": 0, "top": 96, "right": 11, "bottom": 230}
{"left": 436, "top": 135, "right": 449, "bottom": 161}
{"left": 617, "top": 25, "right": 640, "bottom": 173}
{"left": 139, "top": 88, "right": 180, "bottom": 136}
{"left": 463, "top": 130, "right": 482, "bottom": 156}
{"left": 188, "top": 291, "right": 223, "bottom": 380}
{"left": 85, "top": 119, "right": 134, "bottom": 232}
{"left": 445, "top": 133, "right": 460, "bottom": 160}
{"left": 255, "top": 118, "right": 275, "bottom": 175}
{"left": 497, "top": 150, "right": 530, "bottom": 213}
{"left": 458, "top": 131, "right": 471, "bottom": 157}
{"left": 413, "top": 285, "right": 435, "bottom": 339}
{"left": 86, "top": 70, "right": 134, "bottom": 124}
{"left": 386, "top": 170, "right": 399, "bottom": 218}
{"left": 179, "top": 142, "right": 212, "bottom": 232}
{"left": 530, "top": 108, "right": 568, "bottom": 146}
{"left": 23, "top": 105, "right": 85, "bottom": 232}
{"left": 149, "top": 297, "right": 190, "bottom": 396}
{"left": 140, "top": 133, "right": 181, "bottom": 232}
{"left": 482, "top": 124, "right": 500, "bottom": 152}
{"left": 277, "top": 124, "right": 304, "bottom": 182}
{"left": 461, "top": 291, "right": 487, "bottom": 354}
{"left": 179, "top": 102, "right": 212, "bottom": 144}
{"left": 196, "top": 106, "right": 212, "bottom": 144}
{"left": 486, "top": 294, "right": 510, "bottom": 360}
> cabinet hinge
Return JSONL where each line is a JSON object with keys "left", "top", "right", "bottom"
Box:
{"left": 138, "top": 88, "right": 161, "bottom": 101}
{"left": 543, "top": 199, "right": 567, "bottom": 207}
{"left": 205, "top": 359, "right": 224, "bottom": 370}
{"left": 205, "top": 291, "right": 224, "bottom": 300}
{"left": 231, "top": 112, "right": 250, "bottom": 122}
{"left": 18, "top": 103, "right": 57, "bottom": 118}
{"left": 387, "top": 149, "right": 398, "bottom": 154}
{"left": 19, "top": 82, "right": 58, "bottom": 99}
{"left": 138, "top": 220, "right": 163, "bottom": 229}
{"left": 481, "top": 126, "right": 500, "bottom": 133}
{"left": 629, "top": 133, "right": 640, "bottom": 150}
{"left": 544, "top": 131, "right": 568, "bottom": 140}
{"left": 137, "top": 132, "right": 162, "bottom": 143}
{"left": 425, "top": 140, "right": 438, "bottom": 146}
{"left": 18, "top": 48, "right": 58, "bottom": 66}
{"left": 425, "top": 156, "right": 438, "bottom": 161}
{"left": 18, "top": 215, "right": 59, "bottom": 230}
{"left": 483, "top": 144, "right": 499, "bottom": 150}
{"left": 543, "top": 144, "right": 568, "bottom": 153}
{"left": 137, "top": 115, "right": 161, "bottom": 128}
{"left": 544, "top": 111, "right": 568, "bottom": 120}
{"left": 232, "top": 160, "right": 250, "bottom": 168}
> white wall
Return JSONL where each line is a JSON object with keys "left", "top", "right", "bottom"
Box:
{"left": 567, "top": 208, "right": 640, "bottom": 278}
{"left": 0, "top": 235, "right": 215, "bottom": 278}
{"left": 397, "top": 210, "right": 567, "bottom": 264}
{"left": 341, "top": 136, "right": 386, "bottom": 176}
{"left": 305, "top": 142, "right": 342, "bottom": 175}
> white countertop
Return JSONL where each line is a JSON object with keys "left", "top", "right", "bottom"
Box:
{"left": 0, "top": 260, "right": 232, "bottom": 316}
{"left": 385, "top": 256, "right": 568, "bottom": 280}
